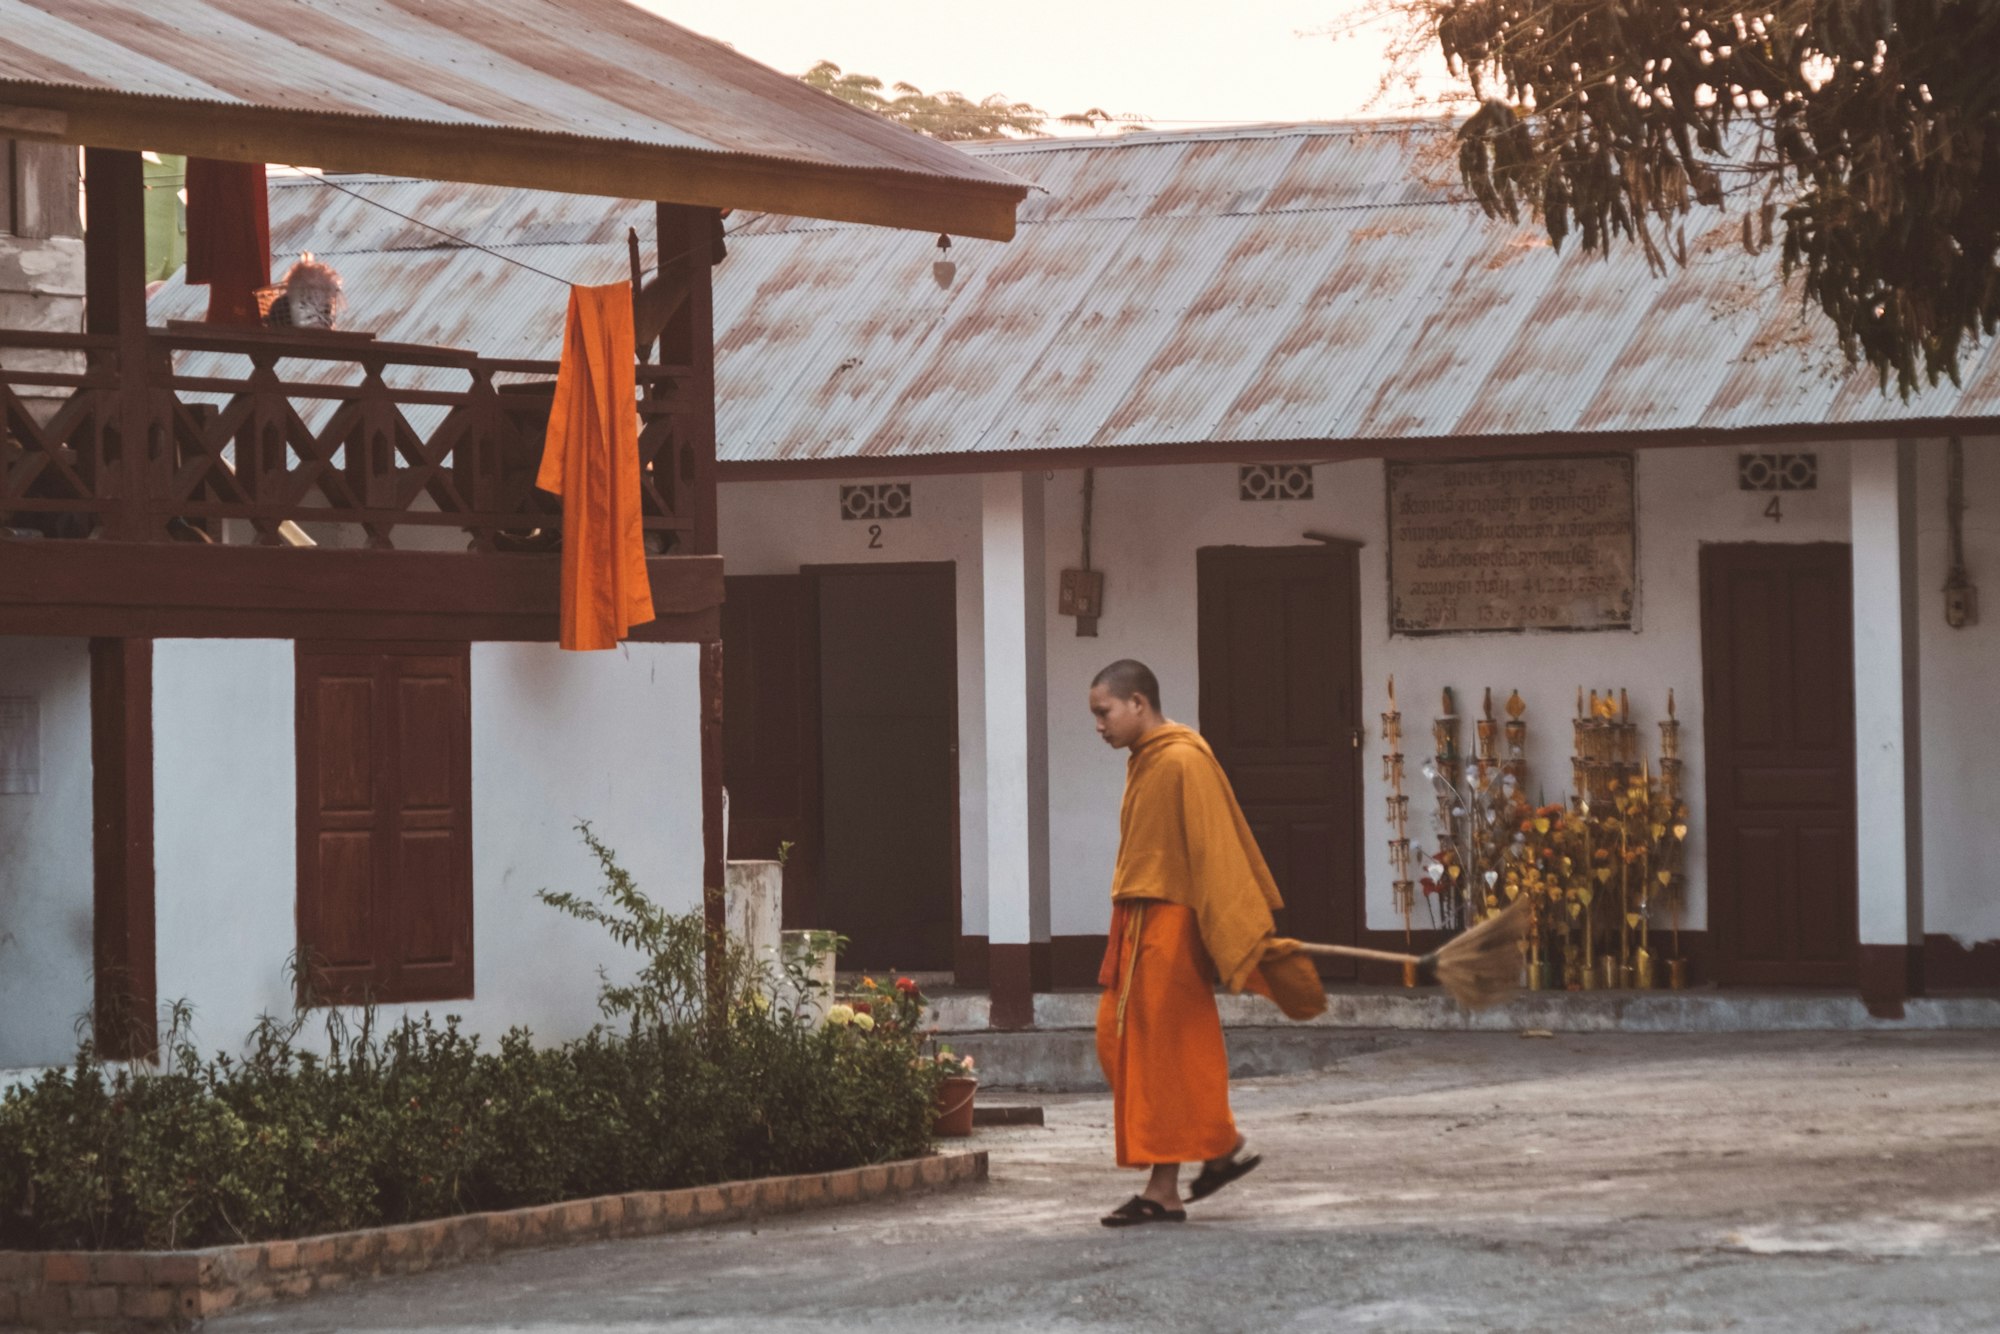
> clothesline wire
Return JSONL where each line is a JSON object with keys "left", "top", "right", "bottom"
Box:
{"left": 288, "top": 168, "right": 719, "bottom": 291}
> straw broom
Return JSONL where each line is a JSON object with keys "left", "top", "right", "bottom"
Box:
{"left": 1288, "top": 897, "right": 1532, "bottom": 1010}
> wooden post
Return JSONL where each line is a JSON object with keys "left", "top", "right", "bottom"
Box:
{"left": 656, "top": 202, "right": 719, "bottom": 557}
{"left": 82, "top": 148, "right": 160, "bottom": 542}
{"left": 659, "top": 202, "right": 729, "bottom": 1006}
{"left": 700, "top": 638, "right": 727, "bottom": 1012}
{"left": 91, "top": 637, "right": 155, "bottom": 1061}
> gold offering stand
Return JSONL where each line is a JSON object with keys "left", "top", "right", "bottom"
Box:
{"left": 1425, "top": 688, "right": 1466, "bottom": 933}
{"left": 1654, "top": 691, "right": 1691, "bottom": 988}
{"left": 1382, "top": 678, "right": 1417, "bottom": 985}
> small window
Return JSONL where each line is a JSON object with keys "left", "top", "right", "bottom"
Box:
{"left": 296, "top": 643, "right": 472, "bottom": 1005}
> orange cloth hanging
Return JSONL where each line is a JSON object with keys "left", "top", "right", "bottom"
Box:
{"left": 183, "top": 158, "right": 270, "bottom": 325}
{"left": 538, "top": 282, "right": 655, "bottom": 651}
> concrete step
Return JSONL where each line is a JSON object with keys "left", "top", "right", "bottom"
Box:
{"left": 927, "top": 988, "right": 2000, "bottom": 1036}
{"left": 944, "top": 1028, "right": 1393, "bottom": 1091}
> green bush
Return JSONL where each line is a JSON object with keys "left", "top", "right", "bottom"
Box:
{"left": 0, "top": 826, "right": 945, "bottom": 1251}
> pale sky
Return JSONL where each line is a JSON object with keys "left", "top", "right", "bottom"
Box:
{"left": 636, "top": 0, "right": 1458, "bottom": 133}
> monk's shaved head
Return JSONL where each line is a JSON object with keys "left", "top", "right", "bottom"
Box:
{"left": 1092, "top": 659, "right": 1162, "bottom": 713}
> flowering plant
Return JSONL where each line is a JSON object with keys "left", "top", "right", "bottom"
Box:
{"left": 931, "top": 1045, "right": 976, "bottom": 1077}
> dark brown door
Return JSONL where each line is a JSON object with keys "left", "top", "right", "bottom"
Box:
{"left": 722, "top": 574, "right": 822, "bottom": 928}
{"left": 812, "top": 564, "right": 958, "bottom": 971}
{"left": 1700, "top": 543, "right": 1857, "bottom": 987}
{"left": 1196, "top": 545, "right": 1363, "bottom": 976}
{"left": 296, "top": 643, "right": 473, "bottom": 1004}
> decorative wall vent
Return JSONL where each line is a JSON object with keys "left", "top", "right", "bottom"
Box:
{"left": 840, "top": 482, "right": 913, "bottom": 521}
{"left": 1239, "top": 463, "right": 1313, "bottom": 501}
{"left": 1737, "top": 452, "right": 1818, "bottom": 492}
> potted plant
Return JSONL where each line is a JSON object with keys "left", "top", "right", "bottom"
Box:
{"left": 931, "top": 1046, "right": 979, "bottom": 1138}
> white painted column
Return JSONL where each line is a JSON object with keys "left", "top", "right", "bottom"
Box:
{"left": 1850, "top": 439, "right": 1924, "bottom": 1010}
{"left": 981, "top": 471, "right": 1050, "bottom": 1025}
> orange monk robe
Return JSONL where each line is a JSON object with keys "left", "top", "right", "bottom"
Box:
{"left": 1106, "top": 724, "right": 1327, "bottom": 1019}
{"left": 1094, "top": 723, "right": 1326, "bottom": 1168}
{"left": 538, "top": 282, "right": 654, "bottom": 651}
{"left": 184, "top": 158, "right": 271, "bottom": 326}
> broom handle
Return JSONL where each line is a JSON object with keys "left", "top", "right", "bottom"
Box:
{"left": 1290, "top": 942, "right": 1419, "bottom": 967}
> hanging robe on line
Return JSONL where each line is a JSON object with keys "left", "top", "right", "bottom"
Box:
{"left": 183, "top": 158, "right": 270, "bottom": 325}
{"left": 538, "top": 281, "right": 655, "bottom": 651}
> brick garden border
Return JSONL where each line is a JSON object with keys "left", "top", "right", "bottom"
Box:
{"left": 0, "top": 1150, "right": 986, "bottom": 1330}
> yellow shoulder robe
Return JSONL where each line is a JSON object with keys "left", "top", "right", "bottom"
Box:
{"left": 1109, "top": 723, "right": 1327, "bottom": 1021}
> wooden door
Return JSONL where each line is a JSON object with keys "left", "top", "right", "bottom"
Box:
{"left": 811, "top": 564, "right": 959, "bottom": 972}
{"left": 1196, "top": 545, "right": 1363, "bottom": 976}
{"left": 1700, "top": 543, "right": 1857, "bottom": 986}
{"left": 722, "top": 575, "right": 821, "bottom": 928}
{"left": 296, "top": 643, "right": 472, "bottom": 1004}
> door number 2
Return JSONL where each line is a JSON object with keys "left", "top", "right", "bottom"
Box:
{"left": 866, "top": 523, "right": 884, "bottom": 549}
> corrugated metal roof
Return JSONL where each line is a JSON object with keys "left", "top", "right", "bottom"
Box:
{"left": 148, "top": 121, "right": 2000, "bottom": 465}
{"left": 0, "top": 0, "right": 1025, "bottom": 234}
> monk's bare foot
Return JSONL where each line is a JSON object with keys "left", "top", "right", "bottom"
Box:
{"left": 1141, "top": 1163, "right": 1183, "bottom": 1211}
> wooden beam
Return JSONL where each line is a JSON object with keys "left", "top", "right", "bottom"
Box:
{"left": 714, "top": 416, "right": 2000, "bottom": 483}
{"left": 90, "top": 637, "right": 155, "bottom": 1062}
{"left": 0, "top": 103, "right": 67, "bottom": 137}
{"left": 0, "top": 543, "right": 725, "bottom": 642}
{"left": 8, "top": 89, "right": 1023, "bottom": 241}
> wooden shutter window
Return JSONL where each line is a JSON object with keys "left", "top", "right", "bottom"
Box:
{"left": 296, "top": 643, "right": 473, "bottom": 1005}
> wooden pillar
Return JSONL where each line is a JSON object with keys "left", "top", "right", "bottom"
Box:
{"left": 90, "top": 637, "right": 155, "bottom": 1061}
{"left": 658, "top": 203, "right": 728, "bottom": 1000}
{"left": 82, "top": 147, "right": 159, "bottom": 542}
{"left": 656, "top": 202, "right": 719, "bottom": 557}
{"left": 700, "top": 638, "right": 727, "bottom": 1006}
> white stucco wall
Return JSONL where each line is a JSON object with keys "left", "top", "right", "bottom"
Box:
{"left": 721, "top": 437, "right": 1999, "bottom": 958}
{"left": 151, "top": 638, "right": 704, "bottom": 1055}
{"left": 0, "top": 637, "right": 93, "bottom": 1068}
{"left": 1041, "top": 446, "right": 1857, "bottom": 938}
{"left": 719, "top": 476, "right": 991, "bottom": 936}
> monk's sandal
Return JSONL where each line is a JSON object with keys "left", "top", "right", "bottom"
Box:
{"left": 1101, "top": 1195, "right": 1188, "bottom": 1227}
{"left": 1188, "top": 1141, "right": 1262, "bottom": 1202}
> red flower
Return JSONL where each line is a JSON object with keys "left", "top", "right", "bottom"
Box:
{"left": 852, "top": 1001, "right": 872, "bottom": 1015}
{"left": 895, "top": 976, "right": 919, "bottom": 996}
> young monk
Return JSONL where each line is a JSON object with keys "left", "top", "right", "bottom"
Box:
{"left": 1089, "top": 659, "right": 1327, "bottom": 1227}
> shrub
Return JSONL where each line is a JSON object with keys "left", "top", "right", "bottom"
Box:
{"left": 0, "top": 827, "right": 945, "bottom": 1251}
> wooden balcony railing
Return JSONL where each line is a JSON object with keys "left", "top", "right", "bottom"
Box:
{"left": 0, "top": 325, "right": 713, "bottom": 554}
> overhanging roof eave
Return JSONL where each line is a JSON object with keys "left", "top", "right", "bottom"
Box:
{"left": 0, "top": 83, "right": 1027, "bottom": 240}
{"left": 714, "top": 417, "right": 2000, "bottom": 481}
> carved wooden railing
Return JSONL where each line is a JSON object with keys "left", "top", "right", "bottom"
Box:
{"left": 0, "top": 326, "right": 710, "bottom": 552}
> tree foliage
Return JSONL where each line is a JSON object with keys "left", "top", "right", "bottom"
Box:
{"left": 802, "top": 60, "right": 1132, "bottom": 141}
{"left": 1390, "top": 0, "right": 2000, "bottom": 395}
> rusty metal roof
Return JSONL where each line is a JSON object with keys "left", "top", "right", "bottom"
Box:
{"left": 0, "top": 0, "right": 1025, "bottom": 237}
{"left": 149, "top": 122, "right": 2000, "bottom": 465}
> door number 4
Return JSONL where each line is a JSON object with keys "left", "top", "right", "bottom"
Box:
{"left": 1763, "top": 496, "right": 1783, "bottom": 523}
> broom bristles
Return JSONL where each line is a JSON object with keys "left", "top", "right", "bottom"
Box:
{"left": 1422, "top": 897, "right": 1532, "bottom": 1010}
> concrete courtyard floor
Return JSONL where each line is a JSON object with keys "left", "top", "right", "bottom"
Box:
{"left": 208, "top": 1030, "right": 2000, "bottom": 1334}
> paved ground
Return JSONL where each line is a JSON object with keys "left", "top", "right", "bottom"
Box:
{"left": 208, "top": 1030, "right": 2000, "bottom": 1334}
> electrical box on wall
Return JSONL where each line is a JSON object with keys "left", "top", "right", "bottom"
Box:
{"left": 1945, "top": 576, "right": 1979, "bottom": 629}
{"left": 1060, "top": 569, "right": 1104, "bottom": 636}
